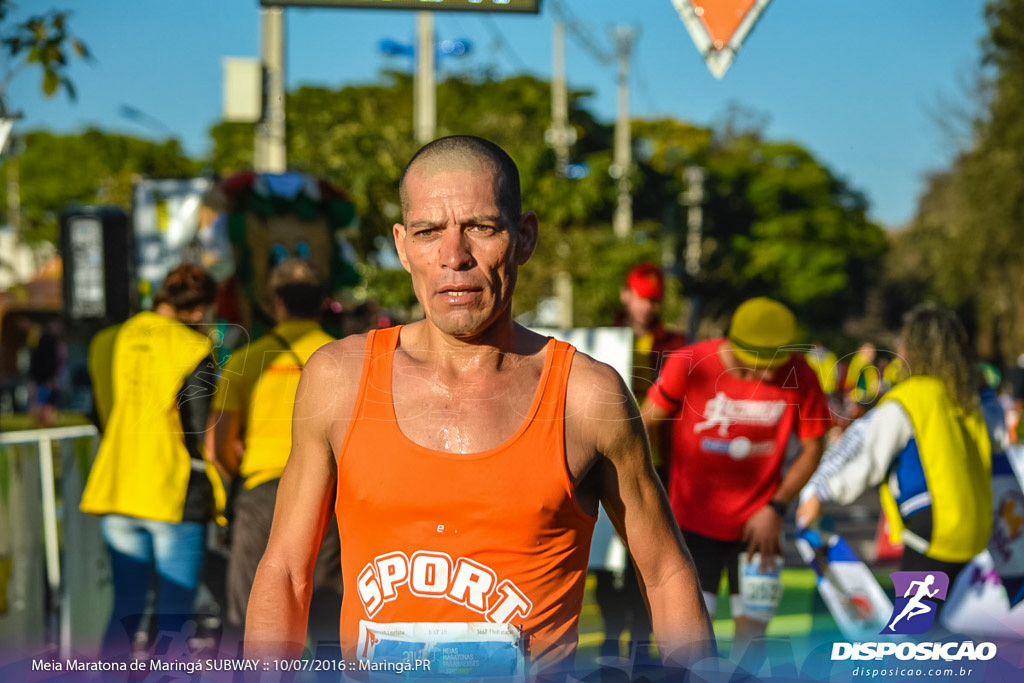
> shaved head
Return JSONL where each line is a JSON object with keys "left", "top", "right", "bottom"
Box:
{"left": 400, "top": 136, "right": 522, "bottom": 225}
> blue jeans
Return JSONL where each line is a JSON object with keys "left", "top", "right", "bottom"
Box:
{"left": 100, "top": 515, "right": 206, "bottom": 657}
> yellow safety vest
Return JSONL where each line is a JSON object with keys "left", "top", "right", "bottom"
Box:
{"left": 81, "top": 311, "right": 219, "bottom": 522}
{"left": 879, "top": 376, "right": 992, "bottom": 562}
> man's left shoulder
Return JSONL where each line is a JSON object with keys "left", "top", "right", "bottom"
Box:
{"left": 567, "top": 350, "right": 627, "bottom": 389}
{"left": 566, "top": 351, "right": 634, "bottom": 419}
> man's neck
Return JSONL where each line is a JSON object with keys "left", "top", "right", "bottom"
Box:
{"left": 631, "top": 318, "right": 661, "bottom": 339}
{"left": 153, "top": 302, "right": 178, "bottom": 320}
{"left": 402, "top": 319, "right": 539, "bottom": 375}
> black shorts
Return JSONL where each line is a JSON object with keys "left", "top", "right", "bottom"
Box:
{"left": 681, "top": 529, "right": 745, "bottom": 596}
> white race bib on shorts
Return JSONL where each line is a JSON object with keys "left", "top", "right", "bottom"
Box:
{"left": 738, "top": 552, "right": 784, "bottom": 622}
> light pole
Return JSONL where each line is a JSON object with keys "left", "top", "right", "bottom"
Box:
{"left": 255, "top": 6, "right": 286, "bottom": 173}
{"left": 683, "top": 165, "right": 705, "bottom": 341}
{"left": 611, "top": 26, "right": 636, "bottom": 239}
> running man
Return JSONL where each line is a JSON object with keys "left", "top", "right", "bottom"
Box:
{"left": 640, "top": 297, "right": 830, "bottom": 653}
{"left": 888, "top": 575, "right": 939, "bottom": 631}
{"left": 244, "top": 136, "right": 714, "bottom": 678}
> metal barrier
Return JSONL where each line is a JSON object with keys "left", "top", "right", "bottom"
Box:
{"left": 0, "top": 425, "right": 103, "bottom": 659}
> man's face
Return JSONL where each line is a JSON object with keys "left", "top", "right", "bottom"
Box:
{"left": 724, "top": 342, "right": 784, "bottom": 382}
{"left": 621, "top": 288, "right": 660, "bottom": 331}
{"left": 394, "top": 164, "right": 537, "bottom": 340}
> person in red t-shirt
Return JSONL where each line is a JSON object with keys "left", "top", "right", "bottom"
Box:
{"left": 640, "top": 297, "right": 829, "bottom": 652}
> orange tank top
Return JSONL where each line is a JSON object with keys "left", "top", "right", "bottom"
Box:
{"left": 336, "top": 326, "right": 596, "bottom": 675}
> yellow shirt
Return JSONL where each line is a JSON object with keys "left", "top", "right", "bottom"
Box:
{"left": 880, "top": 376, "right": 992, "bottom": 562}
{"left": 81, "top": 312, "right": 214, "bottom": 522}
{"left": 212, "top": 320, "right": 334, "bottom": 489}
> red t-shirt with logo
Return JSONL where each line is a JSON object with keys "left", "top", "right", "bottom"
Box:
{"left": 648, "top": 338, "right": 830, "bottom": 540}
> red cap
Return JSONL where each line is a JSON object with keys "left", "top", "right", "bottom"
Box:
{"left": 625, "top": 262, "right": 665, "bottom": 301}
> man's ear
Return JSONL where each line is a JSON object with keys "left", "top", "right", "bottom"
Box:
{"left": 393, "top": 222, "right": 412, "bottom": 273}
{"left": 515, "top": 211, "right": 539, "bottom": 265}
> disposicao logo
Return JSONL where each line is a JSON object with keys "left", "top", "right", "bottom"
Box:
{"left": 884, "top": 571, "right": 949, "bottom": 635}
{"left": 831, "top": 569, "right": 997, "bottom": 663}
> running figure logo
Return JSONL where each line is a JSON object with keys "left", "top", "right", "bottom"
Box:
{"left": 884, "top": 571, "right": 950, "bottom": 635}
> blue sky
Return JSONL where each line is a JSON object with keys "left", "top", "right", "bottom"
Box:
{"left": 8, "top": 0, "right": 987, "bottom": 228}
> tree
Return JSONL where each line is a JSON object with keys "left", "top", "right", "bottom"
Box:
{"left": 0, "top": 0, "right": 90, "bottom": 117}
{"left": 210, "top": 72, "right": 624, "bottom": 314}
{"left": 1, "top": 129, "right": 198, "bottom": 243}
{"left": 896, "top": 0, "right": 1024, "bottom": 363}
{"left": 6, "top": 66, "right": 890, "bottom": 342}
{"left": 631, "top": 116, "right": 888, "bottom": 332}
{"left": 208, "top": 74, "right": 887, "bottom": 333}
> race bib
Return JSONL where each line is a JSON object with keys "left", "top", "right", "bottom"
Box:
{"left": 738, "top": 552, "right": 784, "bottom": 622}
{"left": 357, "top": 621, "right": 524, "bottom": 680}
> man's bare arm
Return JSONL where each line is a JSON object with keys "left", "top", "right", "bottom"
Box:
{"left": 776, "top": 435, "right": 825, "bottom": 506}
{"left": 639, "top": 396, "right": 675, "bottom": 472}
{"left": 244, "top": 338, "right": 361, "bottom": 659}
{"left": 569, "top": 360, "right": 715, "bottom": 668}
{"left": 743, "top": 434, "right": 824, "bottom": 562}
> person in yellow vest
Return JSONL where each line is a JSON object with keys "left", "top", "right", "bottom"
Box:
{"left": 797, "top": 304, "right": 992, "bottom": 587}
{"left": 80, "top": 263, "right": 222, "bottom": 658}
{"left": 207, "top": 259, "right": 341, "bottom": 645}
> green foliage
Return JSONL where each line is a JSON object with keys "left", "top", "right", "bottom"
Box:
{"left": 1, "top": 129, "right": 199, "bottom": 243}
{"left": 284, "top": 74, "right": 420, "bottom": 257}
{"left": 896, "top": 0, "right": 1024, "bottom": 362}
{"left": 354, "top": 261, "right": 416, "bottom": 313}
{"left": 208, "top": 72, "right": 630, "bottom": 312}
{"left": 0, "top": 0, "right": 91, "bottom": 115}
{"left": 742, "top": 143, "right": 886, "bottom": 307}
{"left": 7, "top": 69, "right": 885, "bottom": 340}
{"left": 209, "top": 121, "right": 256, "bottom": 174}
{"left": 629, "top": 121, "right": 888, "bottom": 328}
{"left": 516, "top": 221, "right": 676, "bottom": 327}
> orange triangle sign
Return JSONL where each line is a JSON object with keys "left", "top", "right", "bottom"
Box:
{"left": 671, "top": 0, "right": 774, "bottom": 79}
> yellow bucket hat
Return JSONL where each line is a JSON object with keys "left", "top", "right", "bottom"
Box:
{"left": 727, "top": 297, "right": 796, "bottom": 369}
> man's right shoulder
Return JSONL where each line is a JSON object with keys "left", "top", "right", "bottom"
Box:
{"left": 317, "top": 332, "right": 370, "bottom": 356}
{"left": 293, "top": 334, "right": 376, "bottom": 430}
{"left": 304, "top": 333, "right": 372, "bottom": 384}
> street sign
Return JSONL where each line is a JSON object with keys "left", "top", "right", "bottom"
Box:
{"left": 671, "top": 0, "right": 773, "bottom": 79}
{"left": 260, "top": 0, "right": 541, "bottom": 12}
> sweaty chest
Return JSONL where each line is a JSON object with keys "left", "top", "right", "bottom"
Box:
{"left": 391, "top": 364, "right": 542, "bottom": 454}
{"left": 337, "top": 359, "right": 582, "bottom": 548}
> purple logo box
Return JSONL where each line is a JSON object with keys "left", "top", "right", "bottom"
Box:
{"left": 883, "top": 571, "right": 950, "bottom": 635}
